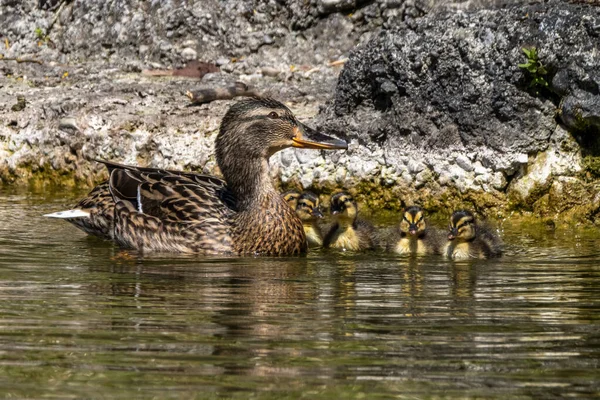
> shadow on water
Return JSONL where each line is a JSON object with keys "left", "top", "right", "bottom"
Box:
{"left": 0, "top": 188, "right": 598, "bottom": 398}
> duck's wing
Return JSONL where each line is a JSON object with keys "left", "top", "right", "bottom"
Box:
{"left": 322, "top": 222, "right": 340, "bottom": 249}
{"left": 355, "top": 218, "right": 378, "bottom": 250}
{"left": 380, "top": 226, "right": 401, "bottom": 252}
{"left": 54, "top": 161, "right": 237, "bottom": 253}
{"left": 423, "top": 226, "right": 446, "bottom": 254}
{"left": 477, "top": 223, "right": 503, "bottom": 258}
{"left": 107, "top": 166, "right": 236, "bottom": 222}
{"left": 100, "top": 159, "right": 232, "bottom": 202}
{"left": 102, "top": 161, "right": 237, "bottom": 253}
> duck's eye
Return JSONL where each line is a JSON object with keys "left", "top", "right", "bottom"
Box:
{"left": 268, "top": 111, "right": 279, "bottom": 119}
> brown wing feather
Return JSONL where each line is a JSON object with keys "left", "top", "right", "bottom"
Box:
{"left": 69, "top": 160, "right": 238, "bottom": 253}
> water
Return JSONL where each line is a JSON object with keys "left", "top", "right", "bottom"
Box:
{"left": 0, "top": 187, "right": 599, "bottom": 399}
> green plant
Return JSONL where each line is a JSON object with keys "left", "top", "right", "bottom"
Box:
{"left": 34, "top": 27, "right": 45, "bottom": 40}
{"left": 518, "top": 47, "right": 548, "bottom": 90}
{"left": 34, "top": 27, "right": 51, "bottom": 46}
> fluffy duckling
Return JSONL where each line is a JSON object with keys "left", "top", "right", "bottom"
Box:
{"left": 282, "top": 190, "right": 301, "bottom": 211}
{"left": 444, "top": 210, "right": 502, "bottom": 259}
{"left": 324, "top": 192, "right": 376, "bottom": 251}
{"left": 295, "top": 192, "right": 324, "bottom": 248}
{"left": 386, "top": 206, "right": 442, "bottom": 256}
{"left": 283, "top": 190, "right": 324, "bottom": 247}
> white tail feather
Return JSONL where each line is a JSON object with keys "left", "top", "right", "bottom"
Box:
{"left": 44, "top": 209, "right": 90, "bottom": 219}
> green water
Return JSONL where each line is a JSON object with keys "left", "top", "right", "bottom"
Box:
{"left": 0, "top": 188, "right": 599, "bottom": 399}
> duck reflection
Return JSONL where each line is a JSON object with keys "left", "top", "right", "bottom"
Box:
{"left": 450, "top": 262, "right": 478, "bottom": 300}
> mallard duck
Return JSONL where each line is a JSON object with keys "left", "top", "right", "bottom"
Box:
{"left": 443, "top": 210, "right": 502, "bottom": 259}
{"left": 386, "top": 205, "right": 442, "bottom": 256}
{"left": 282, "top": 190, "right": 301, "bottom": 211}
{"left": 45, "top": 97, "right": 347, "bottom": 255}
{"left": 323, "top": 192, "right": 376, "bottom": 251}
{"left": 295, "top": 192, "right": 324, "bottom": 248}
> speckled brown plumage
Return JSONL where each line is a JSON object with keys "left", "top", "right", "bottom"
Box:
{"left": 52, "top": 97, "right": 347, "bottom": 255}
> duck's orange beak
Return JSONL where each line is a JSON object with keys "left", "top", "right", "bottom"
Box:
{"left": 291, "top": 124, "right": 347, "bottom": 150}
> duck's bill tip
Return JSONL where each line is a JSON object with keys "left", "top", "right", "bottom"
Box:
{"left": 292, "top": 137, "right": 348, "bottom": 150}
{"left": 293, "top": 125, "right": 347, "bottom": 150}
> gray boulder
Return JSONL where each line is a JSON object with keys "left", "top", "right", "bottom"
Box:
{"left": 317, "top": 0, "right": 600, "bottom": 217}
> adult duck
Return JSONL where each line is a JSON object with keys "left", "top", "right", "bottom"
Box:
{"left": 45, "top": 97, "right": 347, "bottom": 255}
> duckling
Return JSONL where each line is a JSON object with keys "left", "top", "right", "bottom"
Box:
{"left": 444, "top": 210, "right": 502, "bottom": 259}
{"left": 283, "top": 190, "right": 324, "bottom": 248}
{"left": 323, "top": 192, "right": 376, "bottom": 251}
{"left": 386, "top": 206, "right": 442, "bottom": 256}
{"left": 282, "top": 190, "right": 301, "bottom": 211}
{"left": 295, "top": 192, "right": 324, "bottom": 248}
{"left": 45, "top": 97, "right": 347, "bottom": 255}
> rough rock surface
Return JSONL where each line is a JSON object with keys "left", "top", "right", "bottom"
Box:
{"left": 1, "top": 0, "right": 599, "bottom": 222}
{"left": 316, "top": 0, "right": 600, "bottom": 219}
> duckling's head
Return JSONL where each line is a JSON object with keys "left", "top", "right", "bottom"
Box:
{"left": 216, "top": 97, "right": 347, "bottom": 163}
{"left": 330, "top": 192, "right": 357, "bottom": 223}
{"left": 448, "top": 210, "right": 476, "bottom": 241}
{"left": 282, "top": 190, "right": 301, "bottom": 210}
{"left": 296, "top": 192, "right": 323, "bottom": 222}
{"left": 400, "top": 205, "right": 426, "bottom": 236}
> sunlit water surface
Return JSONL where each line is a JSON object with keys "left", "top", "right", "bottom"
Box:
{"left": 0, "top": 188, "right": 599, "bottom": 399}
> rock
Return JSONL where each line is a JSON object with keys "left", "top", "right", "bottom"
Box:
{"left": 315, "top": 0, "right": 598, "bottom": 215}
{"left": 455, "top": 155, "right": 473, "bottom": 172}
{"left": 407, "top": 159, "right": 426, "bottom": 175}
{"left": 414, "top": 168, "right": 433, "bottom": 188}
{"left": 261, "top": 67, "right": 281, "bottom": 77}
{"left": 181, "top": 47, "right": 197, "bottom": 61}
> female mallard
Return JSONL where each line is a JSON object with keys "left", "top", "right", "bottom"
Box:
{"left": 323, "top": 192, "right": 376, "bottom": 251}
{"left": 386, "top": 206, "right": 442, "bottom": 256}
{"left": 45, "top": 97, "right": 347, "bottom": 255}
{"left": 284, "top": 191, "right": 324, "bottom": 248}
{"left": 444, "top": 210, "right": 502, "bottom": 259}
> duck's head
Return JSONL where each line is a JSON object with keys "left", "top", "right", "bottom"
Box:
{"left": 448, "top": 210, "right": 476, "bottom": 241}
{"left": 282, "top": 190, "right": 301, "bottom": 210}
{"left": 216, "top": 97, "right": 347, "bottom": 163}
{"left": 330, "top": 192, "right": 357, "bottom": 223}
{"left": 400, "top": 205, "right": 426, "bottom": 236}
{"left": 296, "top": 192, "right": 323, "bottom": 222}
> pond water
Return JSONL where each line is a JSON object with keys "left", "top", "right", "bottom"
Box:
{"left": 0, "top": 187, "right": 599, "bottom": 399}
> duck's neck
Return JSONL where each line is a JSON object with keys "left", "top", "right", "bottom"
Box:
{"left": 222, "top": 157, "right": 276, "bottom": 211}
{"left": 221, "top": 155, "right": 307, "bottom": 255}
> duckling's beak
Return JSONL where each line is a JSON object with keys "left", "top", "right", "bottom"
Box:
{"left": 292, "top": 124, "right": 347, "bottom": 150}
{"left": 409, "top": 224, "right": 418, "bottom": 235}
{"left": 312, "top": 208, "right": 324, "bottom": 219}
{"left": 448, "top": 228, "right": 458, "bottom": 240}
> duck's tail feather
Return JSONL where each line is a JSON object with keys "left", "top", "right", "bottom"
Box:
{"left": 43, "top": 209, "right": 90, "bottom": 219}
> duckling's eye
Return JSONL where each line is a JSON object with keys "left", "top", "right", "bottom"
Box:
{"left": 268, "top": 111, "right": 279, "bottom": 119}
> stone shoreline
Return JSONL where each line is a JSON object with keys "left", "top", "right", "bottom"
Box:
{"left": 1, "top": 0, "right": 599, "bottom": 223}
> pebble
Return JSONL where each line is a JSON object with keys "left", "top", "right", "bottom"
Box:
{"left": 181, "top": 47, "right": 197, "bottom": 61}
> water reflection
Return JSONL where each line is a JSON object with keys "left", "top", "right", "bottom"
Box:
{"left": 0, "top": 189, "right": 598, "bottom": 398}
